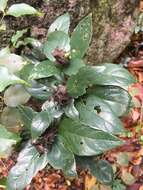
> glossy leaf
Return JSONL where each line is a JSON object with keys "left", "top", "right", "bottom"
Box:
{"left": 67, "top": 64, "right": 136, "bottom": 97}
{"left": 0, "top": 0, "right": 8, "bottom": 12}
{"left": 71, "top": 14, "right": 92, "bottom": 59}
{"left": 59, "top": 118, "right": 123, "bottom": 156}
{"left": 18, "top": 106, "right": 36, "bottom": 130}
{"left": 31, "top": 111, "right": 53, "bottom": 139}
{"left": 43, "top": 31, "right": 70, "bottom": 61}
{"left": 47, "top": 136, "right": 77, "bottom": 177}
{"left": 6, "top": 3, "right": 39, "bottom": 17}
{"left": 7, "top": 143, "right": 48, "bottom": 190}
{"left": 88, "top": 86, "right": 131, "bottom": 116}
{"left": 48, "top": 13, "right": 70, "bottom": 34}
{"left": 64, "top": 99, "right": 79, "bottom": 119}
{"left": 0, "top": 66, "right": 26, "bottom": 92}
{"left": 77, "top": 101, "right": 123, "bottom": 134}
{"left": 63, "top": 58, "right": 85, "bottom": 76}
{"left": 4, "top": 85, "right": 31, "bottom": 107}
{"left": 0, "top": 124, "right": 20, "bottom": 158}
{"left": 29, "top": 60, "right": 60, "bottom": 80}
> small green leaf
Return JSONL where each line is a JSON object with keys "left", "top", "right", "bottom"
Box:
{"left": 43, "top": 31, "right": 70, "bottom": 61}
{"left": 67, "top": 64, "right": 136, "bottom": 98}
{"left": 29, "top": 60, "right": 60, "bottom": 80}
{"left": 113, "top": 180, "right": 126, "bottom": 190}
{"left": 71, "top": 14, "right": 92, "bottom": 59}
{"left": 7, "top": 143, "right": 48, "bottom": 190}
{"left": 6, "top": 3, "right": 39, "bottom": 17}
{"left": 63, "top": 58, "right": 85, "bottom": 76}
{"left": 59, "top": 118, "right": 123, "bottom": 156}
{"left": 0, "top": 124, "right": 20, "bottom": 158}
{"left": 11, "top": 29, "right": 28, "bottom": 47}
{"left": 4, "top": 85, "right": 31, "bottom": 107}
{"left": 87, "top": 86, "right": 131, "bottom": 117}
{"left": 31, "top": 111, "right": 53, "bottom": 139}
{"left": 48, "top": 13, "right": 70, "bottom": 34}
{"left": 0, "top": 66, "right": 27, "bottom": 92}
{"left": 0, "top": 0, "right": 8, "bottom": 12}
{"left": 47, "top": 136, "right": 77, "bottom": 177}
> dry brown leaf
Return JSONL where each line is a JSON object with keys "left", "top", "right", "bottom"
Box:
{"left": 85, "top": 174, "right": 97, "bottom": 190}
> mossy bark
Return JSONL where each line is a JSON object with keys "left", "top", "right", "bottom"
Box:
{"left": 0, "top": 0, "right": 139, "bottom": 64}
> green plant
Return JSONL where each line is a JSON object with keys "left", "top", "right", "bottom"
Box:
{"left": 0, "top": 0, "right": 40, "bottom": 31}
{"left": 0, "top": 13, "right": 136, "bottom": 189}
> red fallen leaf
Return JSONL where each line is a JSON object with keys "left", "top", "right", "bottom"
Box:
{"left": 128, "top": 60, "right": 143, "bottom": 68}
{"left": 127, "top": 183, "right": 142, "bottom": 190}
{"left": 131, "top": 108, "right": 141, "bottom": 124}
{"left": 129, "top": 83, "right": 143, "bottom": 104}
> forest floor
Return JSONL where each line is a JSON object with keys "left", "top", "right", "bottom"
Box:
{"left": 0, "top": 1, "right": 143, "bottom": 190}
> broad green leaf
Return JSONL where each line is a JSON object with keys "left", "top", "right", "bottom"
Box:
{"left": 6, "top": 3, "right": 39, "bottom": 17}
{"left": 4, "top": 85, "right": 31, "bottom": 107}
{"left": 48, "top": 13, "right": 70, "bottom": 34}
{"left": 77, "top": 101, "right": 123, "bottom": 134}
{"left": 0, "top": 0, "right": 8, "bottom": 12}
{"left": 87, "top": 86, "right": 131, "bottom": 116}
{"left": 43, "top": 31, "right": 70, "bottom": 61}
{"left": 67, "top": 64, "right": 136, "bottom": 97}
{"left": 29, "top": 60, "right": 60, "bottom": 80}
{"left": 76, "top": 158, "right": 113, "bottom": 185}
{"left": 18, "top": 106, "right": 36, "bottom": 130}
{"left": 63, "top": 58, "right": 85, "bottom": 76}
{"left": 0, "top": 124, "right": 20, "bottom": 158}
{"left": 64, "top": 99, "right": 79, "bottom": 119}
{"left": 59, "top": 118, "right": 123, "bottom": 156}
{"left": 0, "top": 107, "right": 22, "bottom": 132}
{"left": 11, "top": 29, "right": 28, "bottom": 47}
{"left": 47, "top": 136, "right": 77, "bottom": 177}
{"left": 0, "top": 54, "right": 26, "bottom": 74}
{"left": 31, "top": 111, "right": 53, "bottom": 139}
{"left": 0, "top": 66, "right": 27, "bottom": 92}
{"left": 7, "top": 143, "right": 48, "bottom": 190}
{"left": 71, "top": 14, "right": 92, "bottom": 59}
{"left": 19, "top": 63, "right": 34, "bottom": 81}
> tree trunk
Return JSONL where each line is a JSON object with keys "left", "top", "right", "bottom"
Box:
{"left": 0, "top": 0, "right": 139, "bottom": 64}
{"left": 79, "top": 0, "right": 139, "bottom": 64}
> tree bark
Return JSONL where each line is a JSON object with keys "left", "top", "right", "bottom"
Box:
{"left": 79, "top": 0, "right": 139, "bottom": 64}
{"left": 0, "top": 0, "right": 139, "bottom": 65}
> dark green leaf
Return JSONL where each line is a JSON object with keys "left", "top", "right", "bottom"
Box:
{"left": 43, "top": 31, "right": 70, "bottom": 61}
{"left": 47, "top": 136, "right": 77, "bottom": 177}
{"left": 64, "top": 99, "right": 79, "bottom": 119}
{"left": 29, "top": 60, "right": 60, "bottom": 80}
{"left": 48, "top": 13, "right": 70, "bottom": 34}
{"left": 7, "top": 143, "right": 48, "bottom": 190}
{"left": 0, "top": 66, "right": 27, "bottom": 92}
{"left": 87, "top": 86, "right": 131, "bottom": 116}
{"left": 6, "top": 3, "right": 39, "bottom": 17}
{"left": 77, "top": 101, "right": 123, "bottom": 134}
{"left": 18, "top": 106, "right": 36, "bottom": 130}
{"left": 19, "top": 63, "right": 34, "bottom": 81}
{"left": 71, "top": 14, "right": 92, "bottom": 59}
{"left": 63, "top": 58, "right": 85, "bottom": 76}
{"left": 67, "top": 64, "right": 136, "bottom": 98}
{"left": 31, "top": 111, "right": 53, "bottom": 139}
{"left": 59, "top": 118, "right": 123, "bottom": 156}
